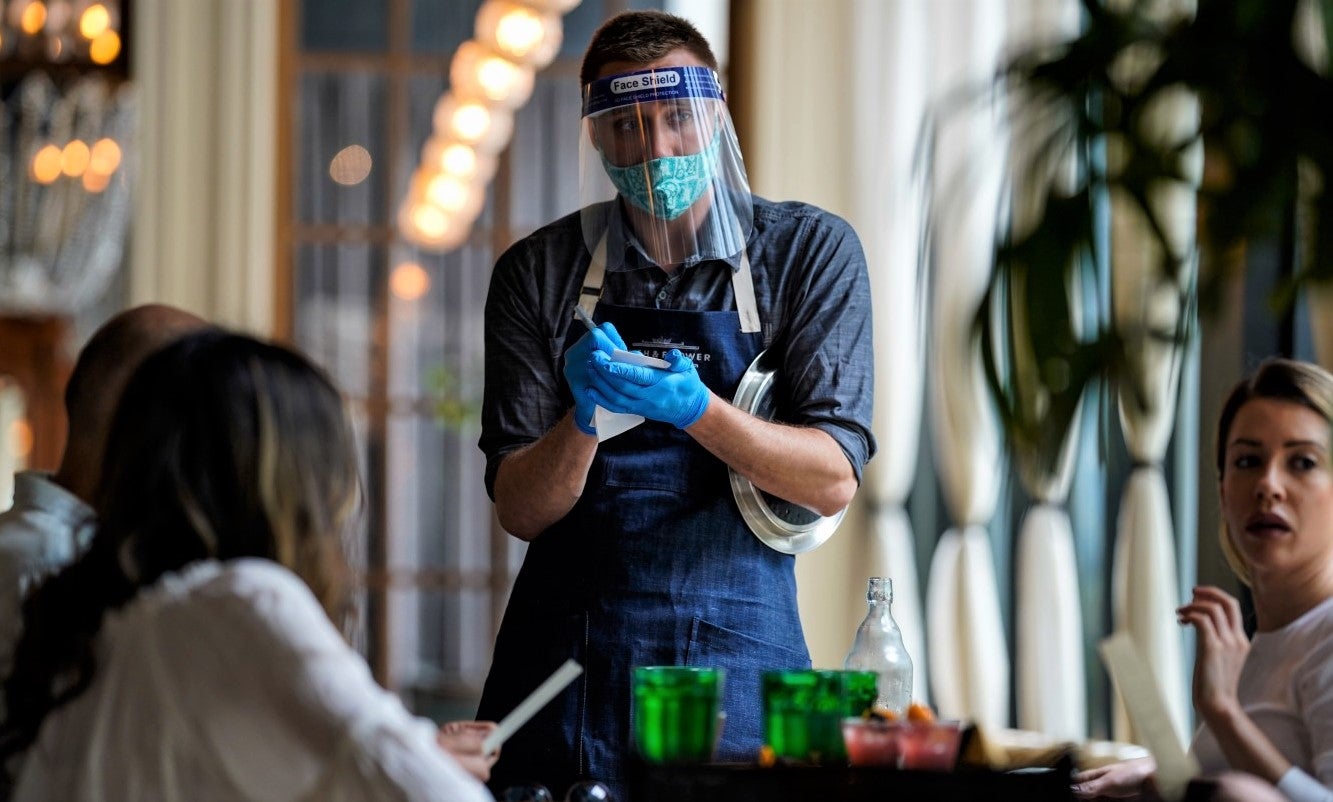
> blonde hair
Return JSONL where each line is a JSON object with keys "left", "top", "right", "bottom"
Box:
{"left": 1215, "top": 358, "right": 1333, "bottom": 585}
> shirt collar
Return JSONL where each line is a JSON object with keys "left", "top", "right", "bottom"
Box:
{"left": 602, "top": 199, "right": 748, "bottom": 275}
{"left": 12, "top": 471, "right": 96, "bottom": 542}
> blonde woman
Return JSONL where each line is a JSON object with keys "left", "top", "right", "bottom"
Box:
{"left": 1076, "top": 358, "right": 1333, "bottom": 801}
{"left": 0, "top": 331, "right": 493, "bottom": 801}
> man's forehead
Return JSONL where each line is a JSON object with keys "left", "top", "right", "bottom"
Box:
{"left": 594, "top": 48, "right": 709, "bottom": 81}
{"left": 603, "top": 98, "right": 694, "bottom": 115}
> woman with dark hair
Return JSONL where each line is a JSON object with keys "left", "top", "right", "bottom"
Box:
{"left": 0, "top": 331, "right": 492, "bottom": 801}
{"left": 1076, "top": 358, "right": 1333, "bottom": 801}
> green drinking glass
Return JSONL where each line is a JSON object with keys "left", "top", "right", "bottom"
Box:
{"left": 632, "top": 666, "right": 725, "bottom": 764}
{"left": 762, "top": 669, "right": 877, "bottom": 764}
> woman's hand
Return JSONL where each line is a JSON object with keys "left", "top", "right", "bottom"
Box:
{"left": 1177, "top": 586, "right": 1249, "bottom": 724}
{"left": 437, "top": 720, "right": 499, "bottom": 782}
{"left": 1072, "top": 756, "right": 1156, "bottom": 798}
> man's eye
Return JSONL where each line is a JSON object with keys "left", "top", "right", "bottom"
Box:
{"left": 612, "top": 117, "right": 639, "bottom": 133}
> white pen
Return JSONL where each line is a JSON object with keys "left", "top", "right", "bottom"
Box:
{"left": 572, "top": 304, "right": 597, "bottom": 332}
{"left": 573, "top": 303, "right": 669, "bottom": 368}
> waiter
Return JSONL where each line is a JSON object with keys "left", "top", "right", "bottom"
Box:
{"left": 476, "top": 10, "right": 875, "bottom": 798}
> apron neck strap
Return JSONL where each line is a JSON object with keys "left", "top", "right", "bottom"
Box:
{"left": 578, "top": 232, "right": 761, "bottom": 334}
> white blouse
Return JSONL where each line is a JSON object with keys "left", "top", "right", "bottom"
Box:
{"left": 1191, "top": 595, "right": 1333, "bottom": 802}
{"left": 13, "top": 558, "right": 492, "bottom": 802}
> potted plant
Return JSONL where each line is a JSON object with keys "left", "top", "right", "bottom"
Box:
{"left": 976, "top": 0, "right": 1333, "bottom": 466}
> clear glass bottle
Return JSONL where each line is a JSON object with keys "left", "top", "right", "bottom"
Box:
{"left": 843, "top": 576, "right": 913, "bottom": 716}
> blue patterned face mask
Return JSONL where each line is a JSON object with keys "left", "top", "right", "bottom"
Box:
{"left": 601, "top": 130, "right": 721, "bottom": 220}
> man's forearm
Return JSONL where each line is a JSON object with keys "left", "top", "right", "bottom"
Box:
{"left": 493, "top": 413, "right": 598, "bottom": 540}
{"left": 685, "top": 393, "right": 858, "bottom": 517}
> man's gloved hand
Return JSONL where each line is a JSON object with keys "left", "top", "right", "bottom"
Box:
{"left": 562, "top": 322, "right": 625, "bottom": 434}
{"left": 587, "top": 349, "right": 710, "bottom": 429}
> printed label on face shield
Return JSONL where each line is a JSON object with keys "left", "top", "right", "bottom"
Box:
{"left": 610, "top": 71, "right": 680, "bottom": 94}
{"left": 582, "top": 65, "right": 724, "bottom": 117}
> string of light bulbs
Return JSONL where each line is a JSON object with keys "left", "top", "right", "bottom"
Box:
{"left": 399, "top": 0, "right": 581, "bottom": 251}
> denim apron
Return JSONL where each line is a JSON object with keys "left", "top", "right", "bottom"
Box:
{"left": 478, "top": 246, "right": 812, "bottom": 801}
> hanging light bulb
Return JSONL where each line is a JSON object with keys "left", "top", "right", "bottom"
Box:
{"left": 407, "top": 201, "right": 449, "bottom": 240}
{"left": 424, "top": 174, "right": 471, "bottom": 214}
{"left": 399, "top": 200, "right": 470, "bottom": 251}
{"left": 88, "top": 28, "right": 119, "bottom": 63}
{"left": 451, "top": 41, "right": 535, "bottom": 109}
{"left": 79, "top": 3, "right": 110, "bottom": 38}
{"left": 433, "top": 93, "right": 514, "bottom": 154}
{"left": 399, "top": 0, "right": 582, "bottom": 251}
{"left": 88, "top": 137, "right": 122, "bottom": 175}
{"left": 412, "top": 168, "right": 486, "bottom": 221}
{"left": 31, "top": 143, "right": 63, "bottom": 184}
{"left": 61, "top": 139, "right": 90, "bottom": 176}
{"left": 20, "top": 1, "right": 48, "bottom": 35}
{"left": 475, "top": 0, "right": 562, "bottom": 69}
{"left": 390, "top": 261, "right": 431, "bottom": 301}
{"left": 520, "top": 0, "right": 582, "bottom": 12}
{"left": 421, "top": 137, "right": 498, "bottom": 184}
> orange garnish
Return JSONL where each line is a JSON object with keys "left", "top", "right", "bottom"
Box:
{"left": 867, "top": 706, "right": 899, "bottom": 721}
{"left": 758, "top": 744, "right": 777, "bottom": 768}
{"left": 906, "top": 702, "right": 936, "bottom": 723}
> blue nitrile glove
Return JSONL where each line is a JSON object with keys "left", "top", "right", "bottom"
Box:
{"left": 562, "top": 322, "right": 626, "bottom": 434}
{"left": 587, "top": 349, "right": 710, "bottom": 429}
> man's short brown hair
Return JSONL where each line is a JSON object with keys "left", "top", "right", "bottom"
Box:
{"left": 580, "top": 10, "right": 718, "bottom": 86}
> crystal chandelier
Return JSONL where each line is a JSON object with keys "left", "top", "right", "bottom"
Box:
{"left": 0, "top": 1, "right": 125, "bottom": 67}
{"left": 1, "top": 0, "right": 133, "bottom": 314}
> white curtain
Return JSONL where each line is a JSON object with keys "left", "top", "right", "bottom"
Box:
{"left": 849, "top": 0, "right": 930, "bottom": 703}
{"left": 1107, "top": 0, "right": 1200, "bottom": 744}
{"left": 1005, "top": 0, "right": 1087, "bottom": 740}
{"left": 923, "top": 0, "right": 1010, "bottom": 730}
{"left": 130, "top": 0, "right": 277, "bottom": 334}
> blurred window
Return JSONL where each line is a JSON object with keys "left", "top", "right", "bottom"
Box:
{"left": 282, "top": 0, "right": 654, "bottom": 721}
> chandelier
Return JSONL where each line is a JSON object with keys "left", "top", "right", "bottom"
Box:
{"left": 0, "top": 1, "right": 125, "bottom": 67}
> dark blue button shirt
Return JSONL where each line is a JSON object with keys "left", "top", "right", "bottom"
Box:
{"left": 480, "top": 195, "right": 877, "bottom": 497}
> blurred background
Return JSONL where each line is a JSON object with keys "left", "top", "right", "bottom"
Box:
{"left": 1, "top": 0, "right": 1325, "bottom": 751}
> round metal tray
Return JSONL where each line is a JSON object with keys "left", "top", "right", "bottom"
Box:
{"left": 728, "top": 350, "right": 846, "bottom": 554}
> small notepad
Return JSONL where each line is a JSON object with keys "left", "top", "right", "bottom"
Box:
{"left": 591, "top": 350, "right": 671, "bottom": 442}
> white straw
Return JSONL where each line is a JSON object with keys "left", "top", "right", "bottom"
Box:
{"left": 481, "top": 659, "right": 584, "bottom": 755}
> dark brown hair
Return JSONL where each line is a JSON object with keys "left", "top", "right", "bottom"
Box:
{"left": 0, "top": 331, "right": 361, "bottom": 769}
{"left": 580, "top": 10, "right": 718, "bottom": 86}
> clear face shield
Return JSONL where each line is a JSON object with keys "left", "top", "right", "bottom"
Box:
{"left": 580, "top": 65, "right": 753, "bottom": 267}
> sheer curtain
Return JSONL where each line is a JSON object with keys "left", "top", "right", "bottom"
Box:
{"left": 921, "top": 1, "right": 1010, "bottom": 729}
{"left": 848, "top": 0, "right": 930, "bottom": 703}
{"left": 130, "top": 0, "right": 277, "bottom": 333}
{"left": 1106, "top": 0, "right": 1199, "bottom": 744}
{"left": 736, "top": 0, "right": 1204, "bottom": 736}
{"left": 1007, "top": 0, "right": 1087, "bottom": 740}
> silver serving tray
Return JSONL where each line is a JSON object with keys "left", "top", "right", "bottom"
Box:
{"left": 728, "top": 349, "right": 846, "bottom": 554}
